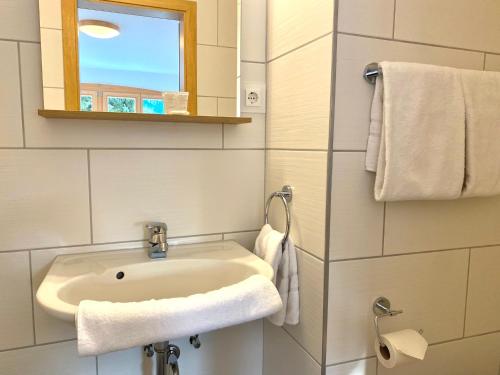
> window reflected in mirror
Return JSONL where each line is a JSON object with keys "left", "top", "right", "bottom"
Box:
{"left": 76, "top": 0, "right": 194, "bottom": 114}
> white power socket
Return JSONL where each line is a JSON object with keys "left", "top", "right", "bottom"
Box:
{"left": 245, "top": 87, "right": 263, "bottom": 107}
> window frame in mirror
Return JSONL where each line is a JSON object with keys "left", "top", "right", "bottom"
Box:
{"left": 62, "top": 0, "right": 198, "bottom": 115}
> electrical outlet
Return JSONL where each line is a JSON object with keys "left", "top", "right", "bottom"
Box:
{"left": 245, "top": 87, "right": 263, "bottom": 107}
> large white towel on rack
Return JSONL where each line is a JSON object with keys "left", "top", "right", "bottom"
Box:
{"left": 76, "top": 274, "right": 282, "bottom": 356}
{"left": 366, "top": 62, "right": 465, "bottom": 201}
{"left": 460, "top": 69, "right": 500, "bottom": 197}
{"left": 254, "top": 224, "right": 299, "bottom": 326}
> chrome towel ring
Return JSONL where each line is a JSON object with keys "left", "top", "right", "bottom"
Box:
{"left": 265, "top": 185, "right": 293, "bottom": 250}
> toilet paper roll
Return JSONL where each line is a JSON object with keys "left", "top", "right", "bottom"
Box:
{"left": 374, "top": 329, "right": 428, "bottom": 369}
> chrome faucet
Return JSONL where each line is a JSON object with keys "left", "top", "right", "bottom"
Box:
{"left": 145, "top": 222, "right": 168, "bottom": 259}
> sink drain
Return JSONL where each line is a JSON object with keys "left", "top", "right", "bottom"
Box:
{"left": 116, "top": 271, "right": 125, "bottom": 280}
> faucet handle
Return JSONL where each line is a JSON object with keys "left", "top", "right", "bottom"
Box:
{"left": 145, "top": 222, "right": 168, "bottom": 233}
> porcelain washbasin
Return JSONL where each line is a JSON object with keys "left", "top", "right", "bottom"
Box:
{"left": 36, "top": 240, "right": 273, "bottom": 322}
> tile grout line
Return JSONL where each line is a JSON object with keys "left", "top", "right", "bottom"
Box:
{"left": 392, "top": 0, "right": 397, "bottom": 39}
{"left": 0, "top": 338, "right": 77, "bottom": 354}
{"left": 267, "top": 31, "right": 334, "bottom": 64}
{"left": 0, "top": 37, "right": 40, "bottom": 44}
{"left": 483, "top": 53, "right": 487, "bottom": 70}
{"left": 381, "top": 203, "right": 386, "bottom": 256}
{"left": 28, "top": 251, "right": 37, "bottom": 345}
{"left": 0, "top": 147, "right": 265, "bottom": 151}
{"left": 462, "top": 248, "right": 472, "bottom": 337}
{"left": 17, "top": 42, "right": 27, "bottom": 148}
{"left": 87, "top": 150, "right": 94, "bottom": 244}
{"left": 281, "top": 326, "right": 322, "bottom": 367}
{"left": 338, "top": 31, "right": 499, "bottom": 55}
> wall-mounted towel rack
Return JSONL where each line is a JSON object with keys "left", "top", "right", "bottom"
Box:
{"left": 265, "top": 185, "right": 293, "bottom": 251}
{"left": 364, "top": 62, "right": 380, "bottom": 84}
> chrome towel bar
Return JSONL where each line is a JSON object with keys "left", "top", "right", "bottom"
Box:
{"left": 265, "top": 185, "right": 293, "bottom": 251}
{"left": 364, "top": 62, "right": 380, "bottom": 84}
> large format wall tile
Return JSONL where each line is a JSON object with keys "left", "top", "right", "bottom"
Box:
{"left": 464, "top": 246, "right": 500, "bottom": 336}
{"left": 198, "top": 45, "right": 237, "bottom": 97}
{"left": 267, "top": 35, "right": 332, "bottom": 150}
{"left": 218, "top": 0, "right": 237, "bottom": 47}
{"left": 338, "top": 0, "right": 395, "bottom": 38}
{"left": 326, "top": 250, "right": 468, "bottom": 364}
{"left": 326, "top": 358, "right": 377, "bottom": 375}
{"left": 267, "top": 0, "right": 333, "bottom": 60}
{"left": 266, "top": 150, "right": 327, "bottom": 259}
{"left": 0, "top": 252, "right": 34, "bottom": 350}
{"left": 384, "top": 196, "right": 500, "bottom": 254}
{"left": 0, "top": 150, "right": 90, "bottom": 251}
{"left": 485, "top": 54, "right": 500, "bottom": 71}
{"left": 20, "top": 43, "right": 222, "bottom": 148}
{"left": 224, "top": 112, "right": 265, "bottom": 149}
{"left": 263, "top": 321, "right": 321, "bottom": 375}
{"left": 394, "top": 0, "right": 500, "bottom": 53}
{"left": 90, "top": 150, "right": 263, "bottom": 243}
{"left": 333, "top": 34, "right": 483, "bottom": 151}
{"left": 0, "top": 0, "right": 40, "bottom": 41}
{"left": 241, "top": 0, "right": 266, "bottom": 62}
{"left": 284, "top": 248, "right": 324, "bottom": 362}
{"left": 378, "top": 332, "right": 500, "bottom": 375}
{"left": 98, "top": 321, "right": 262, "bottom": 375}
{"left": 197, "top": 0, "right": 217, "bottom": 46}
{"left": 330, "top": 152, "right": 384, "bottom": 260}
{"left": 0, "top": 341, "right": 95, "bottom": 375}
{"left": 40, "top": 28, "right": 64, "bottom": 88}
{"left": 0, "top": 41, "right": 23, "bottom": 147}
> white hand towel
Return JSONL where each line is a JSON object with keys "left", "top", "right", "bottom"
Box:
{"left": 254, "top": 224, "right": 299, "bottom": 326}
{"left": 77, "top": 274, "right": 282, "bottom": 356}
{"left": 366, "top": 77, "right": 383, "bottom": 172}
{"left": 366, "top": 62, "right": 465, "bottom": 201}
{"left": 460, "top": 69, "right": 500, "bottom": 197}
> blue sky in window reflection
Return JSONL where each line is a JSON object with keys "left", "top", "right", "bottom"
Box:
{"left": 78, "top": 8, "right": 180, "bottom": 92}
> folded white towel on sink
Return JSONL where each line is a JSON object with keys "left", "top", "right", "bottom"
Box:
{"left": 76, "top": 274, "right": 282, "bottom": 356}
{"left": 254, "top": 224, "right": 299, "bottom": 326}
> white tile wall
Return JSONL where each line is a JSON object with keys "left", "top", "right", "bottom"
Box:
{"left": 90, "top": 150, "right": 264, "bottom": 243}
{"left": 224, "top": 113, "right": 265, "bottom": 148}
{"left": 0, "top": 252, "right": 34, "bottom": 350}
{"left": 330, "top": 152, "right": 384, "bottom": 260}
{"left": 197, "top": 96, "right": 218, "bottom": 116}
{"left": 0, "top": 341, "right": 96, "bottom": 375}
{"left": 327, "top": 250, "right": 469, "bottom": 364}
{"left": 266, "top": 150, "right": 327, "bottom": 259}
{"left": 464, "top": 246, "right": 500, "bottom": 336}
{"left": 0, "top": 0, "right": 40, "bottom": 42}
{"left": 378, "top": 332, "right": 500, "bottom": 375}
{"left": 485, "top": 54, "right": 500, "bottom": 71}
{"left": 267, "top": 0, "right": 333, "bottom": 61}
{"left": 240, "top": 0, "right": 266, "bottom": 62}
{"left": 326, "top": 358, "right": 377, "bottom": 375}
{"left": 218, "top": 0, "right": 237, "bottom": 47}
{"left": 338, "top": 0, "right": 395, "bottom": 38}
{"left": 384, "top": 196, "right": 500, "bottom": 254}
{"left": 267, "top": 35, "right": 332, "bottom": 150}
{"left": 283, "top": 248, "right": 324, "bottom": 362}
{"left": 0, "top": 41, "right": 23, "bottom": 147}
{"left": 223, "top": 231, "right": 259, "bottom": 250}
{"left": 38, "top": 0, "right": 61, "bottom": 29}
{"left": 395, "top": 0, "right": 500, "bottom": 53}
{"left": 197, "top": 0, "right": 218, "bottom": 46}
{"left": 263, "top": 321, "right": 321, "bottom": 375}
{"left": 39, "top": 28, "right": 64, "bottom": 89}
{"left": 217, "top": 97, "right": 237, "bottom": 116}
{"left": 198, "top": 45, "right": 238, "bottom": 97}
{"left": 0, "top": 150, "right": 91, "bottom": 251}
{"left": 333, "top": 34, "right": 484, "bottom": 151}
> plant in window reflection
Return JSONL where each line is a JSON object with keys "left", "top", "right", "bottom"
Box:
{"left": 80, "top": 95, "right": 93, "bottom": 111}
{"left": 107, "top": 97, "right": 136, "bottom": 113}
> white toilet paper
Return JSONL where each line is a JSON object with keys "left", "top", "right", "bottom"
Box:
{"left": 375, "top": 329, "right": 428, "bottom": 368}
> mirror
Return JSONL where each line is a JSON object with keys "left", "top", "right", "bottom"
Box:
{"left": 39, "top": 0, "right": 239, "bottom": 117}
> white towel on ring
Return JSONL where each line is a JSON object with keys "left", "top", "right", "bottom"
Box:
{"left": 254, "top": 224, "right": 299, "bottom": 326}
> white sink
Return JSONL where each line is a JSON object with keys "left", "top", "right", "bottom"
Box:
{"left": 36, "top": 240, "right": 273, "bottom": 322}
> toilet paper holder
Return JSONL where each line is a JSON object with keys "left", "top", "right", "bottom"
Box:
{"left": 373, "top": 297, "right": 403, "bottom": 346}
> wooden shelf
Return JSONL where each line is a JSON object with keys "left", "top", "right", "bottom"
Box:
{"left": 38, "top": 109, "right": 252, "bottom": 125}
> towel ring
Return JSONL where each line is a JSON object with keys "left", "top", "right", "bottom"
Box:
{"left": 265, "top": 185, "right": 293, "bottom": 250}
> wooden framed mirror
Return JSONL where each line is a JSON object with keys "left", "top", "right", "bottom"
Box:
{"left": 61, "top": 0, "right": 198, "bottom": 115}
